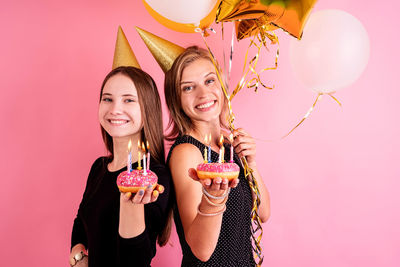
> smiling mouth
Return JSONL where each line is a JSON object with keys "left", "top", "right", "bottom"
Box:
{"left": 108, "top": 119, "right": 129, "bottom": 125}
{"left": 196, "top": 100, "right": 216, "bottom": 110}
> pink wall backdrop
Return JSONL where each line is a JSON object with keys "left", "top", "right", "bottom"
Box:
{"left": 1, "top": 0, "right": 399, "bottom": 266}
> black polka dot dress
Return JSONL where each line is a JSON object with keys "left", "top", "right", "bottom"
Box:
{"left": 167, "top": 135, "right": 255, "bottom": 267}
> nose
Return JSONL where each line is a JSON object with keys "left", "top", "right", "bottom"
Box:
{"left": 110, "top": 100, "right": 123, "bottom": 115}
{"left": 197, "top": 83, "right": 212, "bottom": 98}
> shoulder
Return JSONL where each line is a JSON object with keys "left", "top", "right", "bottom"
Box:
{"left": 91, "top": 156, "right": 108, "bottom": 168}
{"left": 86, "top": 157, "right": 108, "bottom": 181}
{"left": 169, "top": 143, "right": 203, "bottom": 167}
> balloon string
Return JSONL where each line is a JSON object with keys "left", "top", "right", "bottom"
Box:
{"left": 228, "top": 24, "right": 235, "bottom": 86}
{"left": 221, "top": 22, "right": 226, "bottom": 86}
{"left": 282, "top": 93, "right": 323, "bottom": 139}
{"left": 328, "top": 93, "right": 342, "bottom": 106}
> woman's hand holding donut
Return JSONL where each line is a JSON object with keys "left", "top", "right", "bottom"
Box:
{"left": 188, "top": 168, "right": 239, "bottom": 198}
{"left": 120, "top": 184, "right": 164, "bottom": 205}
{"left": 118, "top": 185, "right": 164, "bottom": 238}
{"left": 232, "top": 128, "right": 257, "bottom": 169}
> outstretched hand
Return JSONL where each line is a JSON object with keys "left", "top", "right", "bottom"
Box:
{"left": 188, "top": 168, "right": 239, "bottom": 198}
{"left": 120, "top": 184, "right": 164, "bottom": 205}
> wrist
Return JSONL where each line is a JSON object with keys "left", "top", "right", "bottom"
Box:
{"left": 69, "top": 250, "right": 87, "bottom": 266}
{"left": 247, "top": 161, "right": 257, "bottom": 170}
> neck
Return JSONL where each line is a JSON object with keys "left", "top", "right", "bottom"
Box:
{"left": 109, "top": 135, "right": 140, "bottom": 171}
{"left": 190, "top": 120, "right": 223, "bottom": 148}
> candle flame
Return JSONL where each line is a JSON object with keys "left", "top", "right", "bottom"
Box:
{"left": 204, "top": 135, "right": 208, "bottom": 144}
{"left": 219, "top": 134, "right": 224, "bottom": 146}
{"left": 141, "top": 142, "right": 146, "bottom": 152}
{"left": 137, "top": 139, "right": 141, "bottom": 148}
{"left": 209, "top": 133, "right": 212, "bottom": 145}
{"left": 146, "top": 140, "right": 149, "bottom": 150}
{"left": 128, "top": 139, "right": 132, "bottom": 151}
{"left": 229, "top": 133, "right": 233, "bottom": 143}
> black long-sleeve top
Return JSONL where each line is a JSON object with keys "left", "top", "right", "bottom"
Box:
{"left": 71, "top": 157, "right": 172, "bottom": 267}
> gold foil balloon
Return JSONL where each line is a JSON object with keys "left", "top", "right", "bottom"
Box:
{"left": 235, "top": 15, "right": 278, "bottom": 41}
{"left": 143, "top": 0, "right": 220, "bottom": 33}
{"left": 135, "top": 27, "right": 185, "bottom": 73}
{"left": 112, "top": 26, "right": 141, "bottom": 69}
{"left": 217, "top": 0, "right": 317, "bottom": 39}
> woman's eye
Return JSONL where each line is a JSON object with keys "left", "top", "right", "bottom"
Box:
{"left": 182, "top": 86, "right": 193, "bottom": 92}
{"left": 125, "top": 98, "right": 136, "bottom": 103}
{"left": 102, "top": 98, "right": 112, "bottom": 102}
{"left": 206, "top": 79, "right": 215, "bottom": 85}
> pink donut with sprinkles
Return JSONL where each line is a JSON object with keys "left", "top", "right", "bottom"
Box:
{"left": 196, "top": 162, "right": 240, "bottom": 181}
{"left": 117, "top": 170, "right": 158, "bottom": 193}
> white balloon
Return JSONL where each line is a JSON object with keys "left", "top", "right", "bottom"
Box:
{"left": 144, "top": 0, "right": 218, "bottom": 25}
{"left": 289, "top": 9, "right": 370, "bottom": 93}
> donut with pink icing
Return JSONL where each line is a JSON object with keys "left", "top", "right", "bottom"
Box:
{"left": 117, "top": 170, "right": 158, "bottom": 193}
{"left": 196, "top": 162, "right": 240, "bottom": 181}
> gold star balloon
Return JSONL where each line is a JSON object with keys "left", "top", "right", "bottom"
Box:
{"left": 217, "top": 0, "right": 318, "bottom": 39}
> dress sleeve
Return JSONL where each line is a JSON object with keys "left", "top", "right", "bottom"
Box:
{"left": 70, "top": 157, "right": 105, "bottom": 250}
{"left": 117, "top": 161, "right": 173, "bottom": 266}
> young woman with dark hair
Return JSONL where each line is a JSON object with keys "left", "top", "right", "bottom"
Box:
{"left": 70, "top": 66, "right": 173, "bottom": 267}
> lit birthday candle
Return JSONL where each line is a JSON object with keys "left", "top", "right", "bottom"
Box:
{"left": 146, "top": 141, "right": 150, "bottom": 170}
{"left": 218, "top": 134, "right": 224, "bottom": 163}
{"left": 203, "top": 135, "right": 208, "bottom": 163}
{"left": 142, "top": 142, "right": 147, "bottom": 175}
{"left": 229, "top": 133, "right": 234, "bottom": 163}
{"left": 208, "top": 133, "right": 211, "bottom": 163}
{"left": 137, "top": 140, "right": 142, "bottom": 170}
{"left": 127, "top": 140, "right": 132, "bottom": 173}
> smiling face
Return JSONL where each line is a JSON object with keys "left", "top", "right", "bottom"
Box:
{"left": 98, "top": 73, "right": 142, "bottom": 140}
{"left": 179, "top": 58, "right": 224, "bottom": 126}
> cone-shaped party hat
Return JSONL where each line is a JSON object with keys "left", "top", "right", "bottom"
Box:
{"left": 112, "top": 26, "right": 141, "bottom": 70}
{"left": 136, "top": 27, "right": 185, "bottom": 73}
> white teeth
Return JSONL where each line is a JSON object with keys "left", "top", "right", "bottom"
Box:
{"left": 197, "top": 101, "right": 214, "bottom": 109}
{"left": 110, "top": 120, "right": 127, "bottom": 124}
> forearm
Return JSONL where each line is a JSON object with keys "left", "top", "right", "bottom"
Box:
{"left": 119, "top": 204, "right": 146, "bottom": 238}
{"left": 185, "top": 196, "right": 225, "bottom": 262}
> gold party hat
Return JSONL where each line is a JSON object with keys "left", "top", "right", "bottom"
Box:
{"left": 112, "top": 26, "right": 141, "bottom": 69}
{"left": 136, "top": 27, "right": 185, "bottom": 73}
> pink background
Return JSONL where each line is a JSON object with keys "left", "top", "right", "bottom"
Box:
{"left": 1, "top": 0, "right": 399, "bottom": 266}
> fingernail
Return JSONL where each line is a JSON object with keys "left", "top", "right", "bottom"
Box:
{"left": 158, "top": 185, "right": 164, "bottom": 193}
{"left": 222, "top": 180, "right": 228, "bottom": 184}
{"left": 139, "top": 190, "right": 144, "bottom": 196}
{"left": 147, "top": 185, "right": 153, "bottom": 189}
{"left": 153, "top": 191, "right": 159, "bottom": 197}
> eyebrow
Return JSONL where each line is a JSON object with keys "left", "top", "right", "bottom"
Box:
{"left": 204, "top": 71, "right": 215, "bottom": 77}
{"left": 180, "top": 72, "right": 216, "bottom": 85}
{"left": 101, "top": 93, "right": 137, "bottom": 97}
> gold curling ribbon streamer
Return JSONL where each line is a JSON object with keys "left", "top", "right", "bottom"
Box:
{"left": 200, "top": 32, "right": 264, "bottom": 267}
{"left": 230, "top": 29, "right": 279, "bottom": 101}
{"left": 282, "top": 93, "right": 342, "bottom": 138}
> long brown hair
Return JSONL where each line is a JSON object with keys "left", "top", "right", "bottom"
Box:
{"left": 164, "top": 46, "right": 228, "bottom": 141}
{"left": 99, "top": 66, "right": 171, "bottom": 246}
